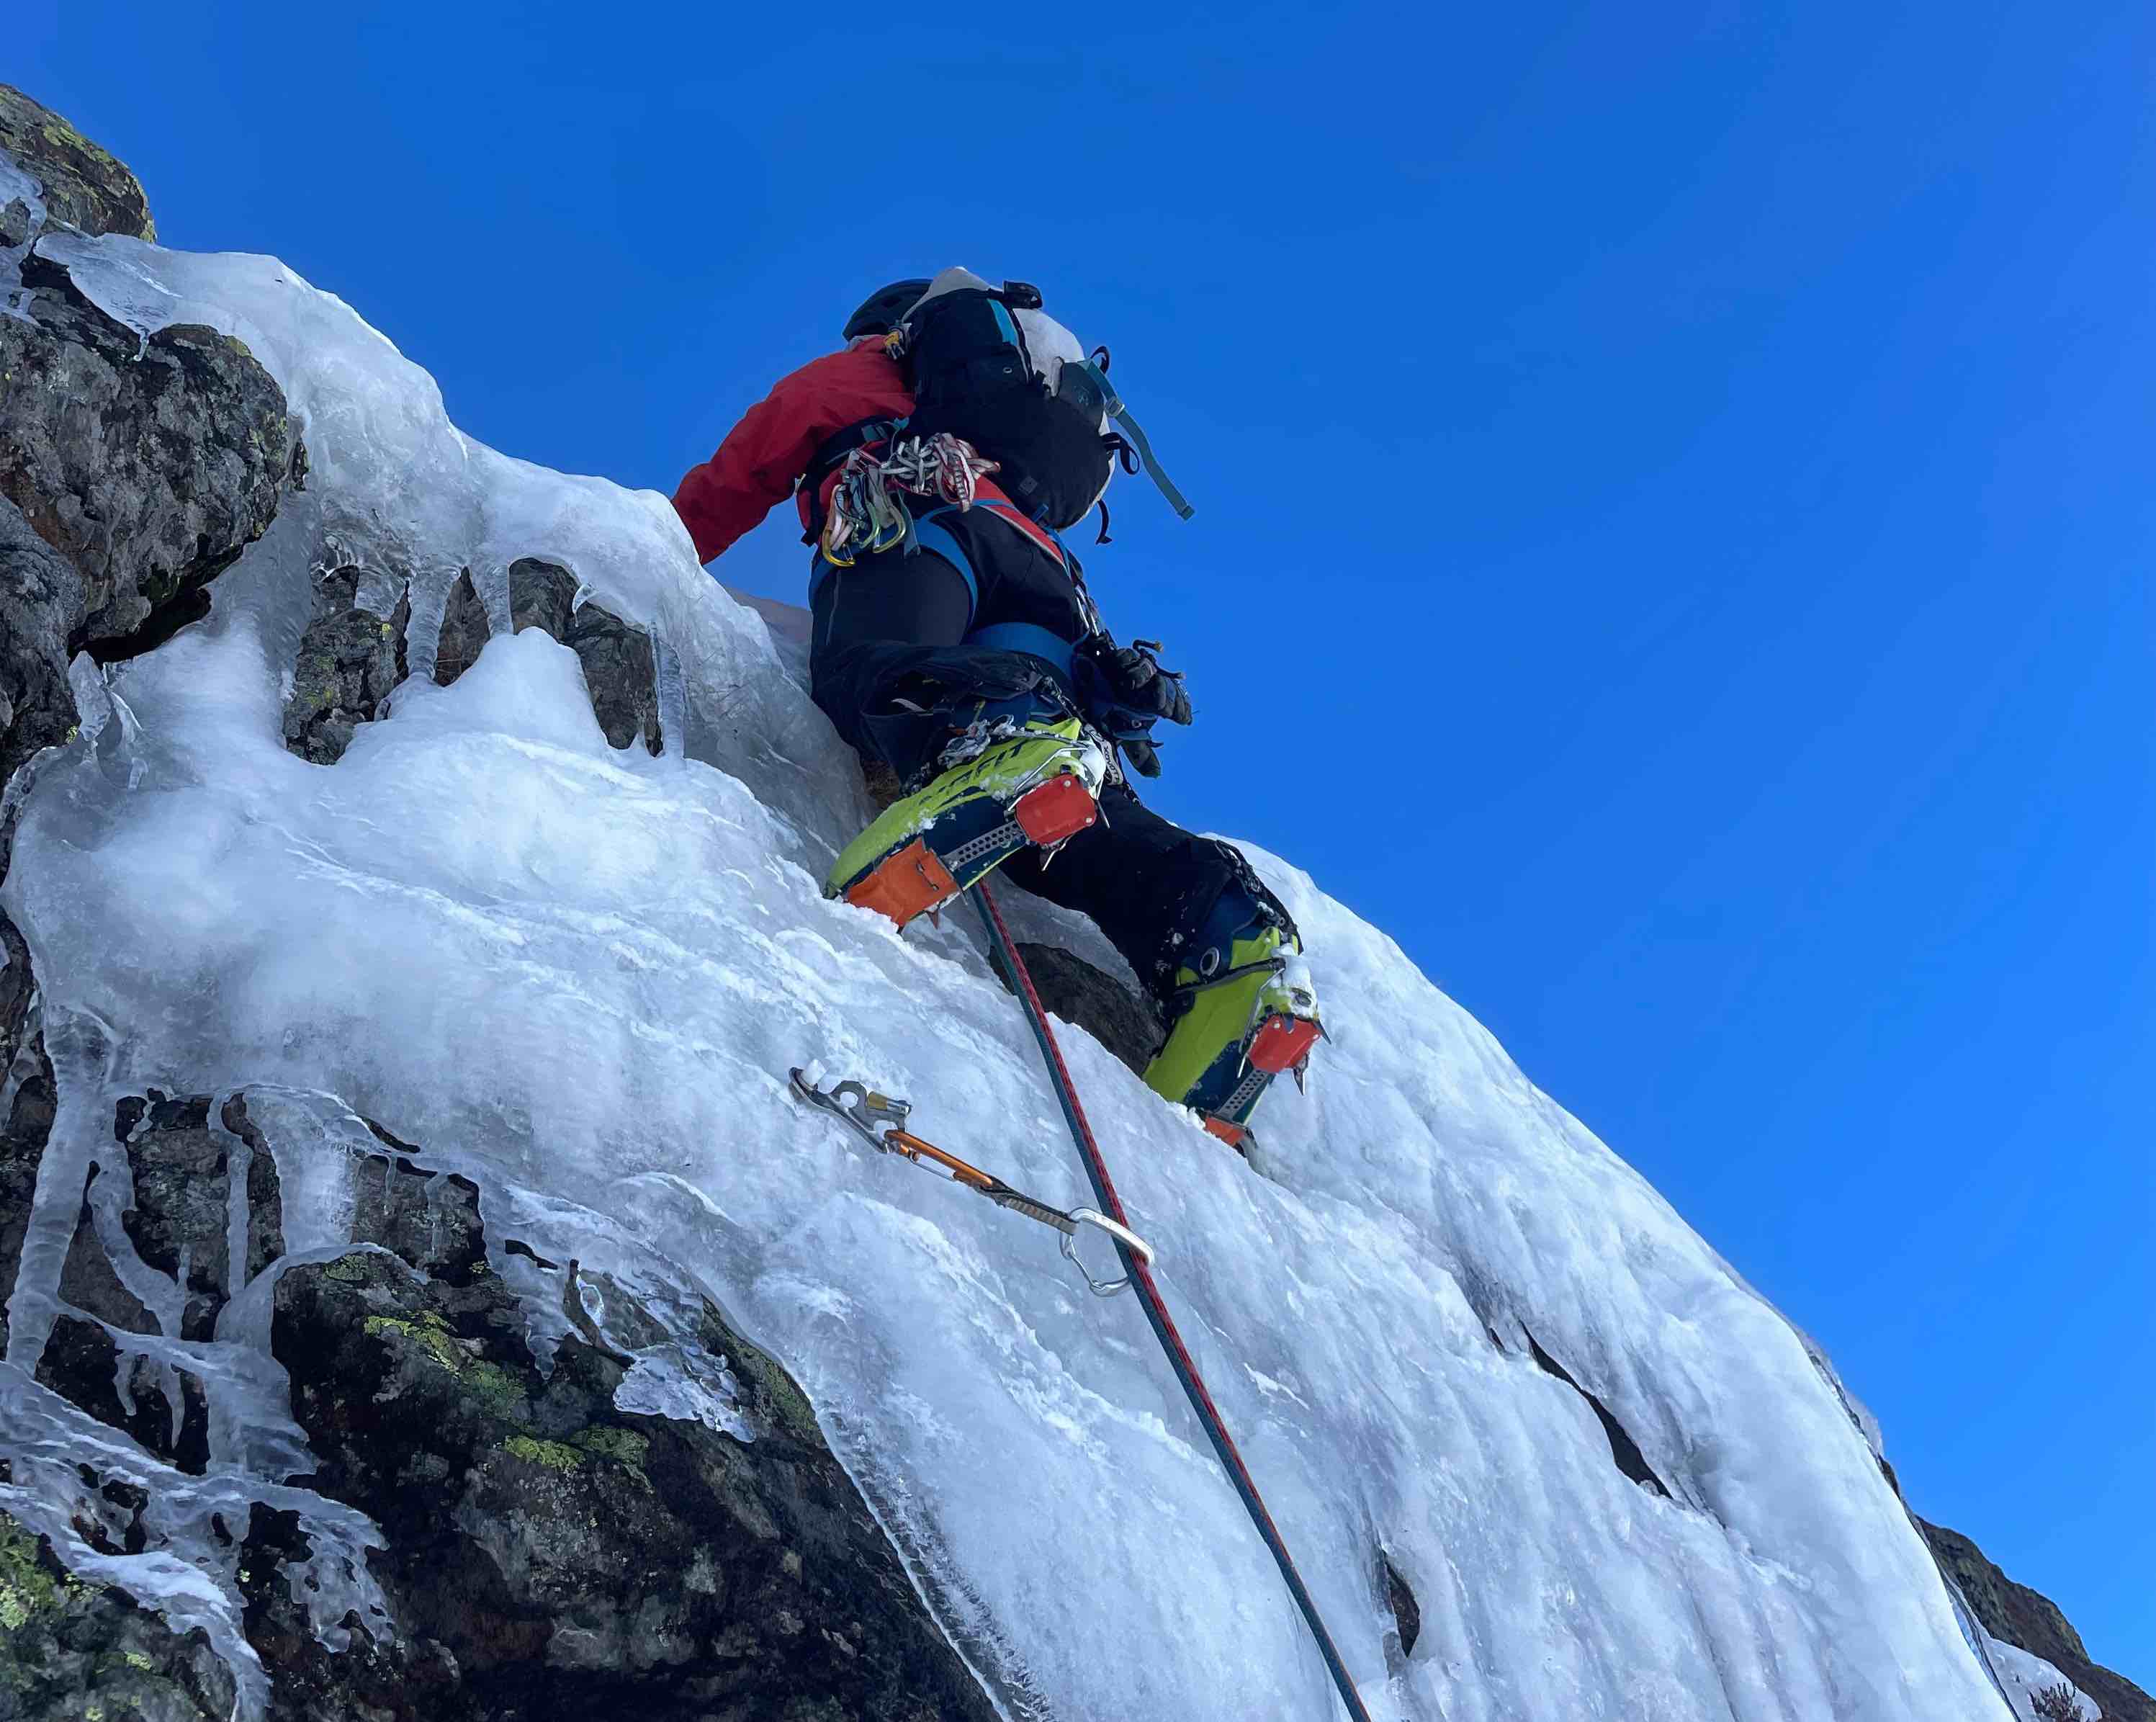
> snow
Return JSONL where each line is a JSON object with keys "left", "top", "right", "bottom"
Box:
{"left": 0, "top": 226, "right": 2026, "bottom": 1721}
{"left": 1982, "top": 1638, "right": 2094, "bottom": 1720}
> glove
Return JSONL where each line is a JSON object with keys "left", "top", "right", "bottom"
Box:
{"left": 1074, "top": 634, "right": 1192, "bottom": 778}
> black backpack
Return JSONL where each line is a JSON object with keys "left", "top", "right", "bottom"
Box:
{"left": 893, "top": 283, "right": 1114, "bottom": 533}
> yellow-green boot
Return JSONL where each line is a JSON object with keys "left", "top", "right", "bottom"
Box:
{"left": 1144, "top": 920, "right": 1321, "bottom": 1150}
{"left": 827, "top": 712, "right": 1108, "bottom": 929}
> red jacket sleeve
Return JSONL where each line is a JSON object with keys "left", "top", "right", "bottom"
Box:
{"left": 672, "top": 342, "right": 915, "bottom": 565}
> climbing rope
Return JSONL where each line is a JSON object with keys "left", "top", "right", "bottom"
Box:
{"left": 973, "top": 881, "right": 1378, "bottom": 1722}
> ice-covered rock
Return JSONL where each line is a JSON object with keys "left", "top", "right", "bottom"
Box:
{"left": 281, "top": 563, "right": 412, "bottom": 766}
{"left": 0, "top": 254, "right": 297, "bottom": 662}
{"left": 0, "top": 84, "right": 156, "bottom": 243}
{"left": 0, "top": 86, "right": 298, "bottom": 804}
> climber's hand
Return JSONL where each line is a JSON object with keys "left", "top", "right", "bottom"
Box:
{"left": 1075, "top": 634, "right": 1190, "bottom": 780}
{"left": 1079, "top": 636, "right": 1192, "bottom": 727}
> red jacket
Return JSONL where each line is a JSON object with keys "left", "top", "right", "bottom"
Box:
{"left": 672, "top": 338, "right": 915, "bottom": 565}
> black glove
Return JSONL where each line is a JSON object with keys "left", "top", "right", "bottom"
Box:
{"left": 1074, "top": 635, "right": 1192, "bottom": 778}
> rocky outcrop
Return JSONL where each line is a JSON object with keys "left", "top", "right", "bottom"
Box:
{"left": 282, "top": 566, "right": 410, "bottom": 765}
{"left": 435, "top": 560, "right": 664, "bottom": 754}
{"left": 503, "top": 560, "right": 664, "bottom": 755}
{"left": 274, "top": 1215, "right": 994, "bottom": 1719}
{"left": 0, "top": 87, "right": 299, "bottom": 810}
{"left": 285, "top": 558, "right": 664, "bottom": 767}
{"left": 0, "top": 251, "right": 298, "bottom": 662}
{"left": 1004, "top": 941, "right": 1161, "bottom": 1080}
{"left": 0, "top": 84, "right": 156, "bottom": 242}
{"left": 1919, "top": 1519, "right": 2152, "bottom": 1722}
{"left": 0, "top": 1076, "right": 999, "bottom": 1721}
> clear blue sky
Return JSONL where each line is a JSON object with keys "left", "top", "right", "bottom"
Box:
{"left": 21, "top": 0, "right": 2152, "bottom": 1682}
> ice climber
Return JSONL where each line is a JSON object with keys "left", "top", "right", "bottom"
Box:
{"left": 673, "top": 269, "right": 1321, "bottom": 1147}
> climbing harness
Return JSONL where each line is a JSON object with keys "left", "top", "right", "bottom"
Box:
{"left": 970, "top": 879, "right": 1377, "bottom": 1722}
{"left": 820, "top": 431, "right": 1000, "bottom": 566}
{"left": 789, "top": 1065, "right": 1153, "bottom": 1296}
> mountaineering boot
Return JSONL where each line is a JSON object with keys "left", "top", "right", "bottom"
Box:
{"left": 1144, "top": 899, "right": 1321, "bottom": 1151}
{"left": 827, "top": 704, "right": 1110, "bottom": 930}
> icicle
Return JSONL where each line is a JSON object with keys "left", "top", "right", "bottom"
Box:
{"left": 475, "top": 557, "right": 512, "bottom": 637}
{"left": 398, "top": 560, "right": 462, "bottom": 685}
{"left": 653, "top": 628, "right": 687, "bottom": 763}
{"left": 1, "top": 1010, "right": 120, "bottom": 1371}
{"left": 423, "top": 1169, "right": 448, "bottom": 1263}
{"left": 217, "top": 1093, "right": 251, "bottom": 1305}
{"left": 66, "top": 653, "right": 114, "bottom": 746}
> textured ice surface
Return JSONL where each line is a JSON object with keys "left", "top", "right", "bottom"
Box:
{"left": 0, "top": 230, "right": 2023, "bottom": 1721}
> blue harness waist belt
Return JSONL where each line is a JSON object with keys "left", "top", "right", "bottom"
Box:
{"left": 962, "top": 621, "right": 1077, "bottom": 683}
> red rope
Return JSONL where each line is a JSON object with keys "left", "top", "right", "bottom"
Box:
{"left": 974, "top": 882, "right": 1377, "bottom": 1722}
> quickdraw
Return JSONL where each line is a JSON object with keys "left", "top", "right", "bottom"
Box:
{"left": 819, "top": 431, "right": 1000, "bottom": 568}
{"left": 789, "top": 1064, "right": 1154, "bottom": 1296}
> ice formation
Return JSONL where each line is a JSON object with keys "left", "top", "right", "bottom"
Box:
{"left": 0, "top": 226, "right": 2067, "bottom": 1719}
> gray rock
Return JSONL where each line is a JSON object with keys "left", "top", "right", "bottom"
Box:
{"left": 432, "top": 568, "right": 492, "bottom": 691}
{"left": 6, "top": 1085, "right": 999, "bottom": 1721}
{"left": 433, "top": 562, "right": 664, "bottom": 755}
{"left": 0, "top": 1503, "right": 234, "bottom": 1721}
{"left": 1001, "top": 941, "right": 1162, "bottom": 1080}
{"left": 0, "top": 251, "right": 296, "bottom": 663}
{"left": 269, "top": 1135, "right": 998, "bottom": 1722}
{"left": 0, "top": 495, "right": 85, "bottom": 799}
{"left": 512, "top": 560, "right": 663, "bottom": 755}
{"left": 0, "top": 84, "right": 156, "bottom": 241}
{"left": 36, "top": 1156, "right": 207, "bottom": 1476}
{"left": 109, "top": 1093, "right": 281, "bottom": 1341}
{"left": 1379, "top": 1548, "right": 1421, "bottom": 1667}
{"left": 0, "top": 89, "right": 295, "bottom": 830}
{"left": 282, "top": 565, "right": 410, "bottom": 765}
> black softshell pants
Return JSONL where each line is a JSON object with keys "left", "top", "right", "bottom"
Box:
{"left": 807, "top": 514, "right": 1255, "bottom": 1007}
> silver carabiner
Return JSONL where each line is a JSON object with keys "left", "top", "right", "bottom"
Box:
{"left": 1059, "top": 1206, "right": 1156, "bottom": 1297}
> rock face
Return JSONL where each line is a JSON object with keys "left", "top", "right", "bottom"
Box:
{"left": 0, "top": 501, "right": 85, "bottom": 808}
{"left": 271, "top": 1186, "right": 993, "bottom": 1721}
{"left": 0, "top": 86, "right": 298, "bottom": 803}
{"left": 1005, "top": 941, "right": 1161, "bottom": 1080}
{"left": 0, "top": 251, "right": 298, "bottom": 662}
{"left": 0, "top": 84, "right": 156, "bottom": 241}
{"left": 0, "top": 912, "right": 53, "bottom": 1360}
{"left": 0, "top": 1060, "right": 1000, "bottom": 1719}
{"left": 282, "top": 565, "right": 410, "bottom": 765}
{"left": 285, "top": 559, "right": 662, "bottom": 767}
{"left": 1919, "top": 1519, "right": 2153, "bottom": 1722}
{"left": 435, "top": 560, "right": 665, "bottom": 754}
{"left": 0, "top": 1505, "right": 234, "bottom": 1722}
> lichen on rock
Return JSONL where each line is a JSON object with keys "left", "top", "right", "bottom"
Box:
{"left": 0, "top": 85, "right": 156, "bottom": 243}
{"left": 0, "top": 86, "right": 300, "bottom": 810}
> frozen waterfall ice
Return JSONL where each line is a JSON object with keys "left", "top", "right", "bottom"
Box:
{"left": 0, "top": 224, "right": 2075, "bottom": 1720}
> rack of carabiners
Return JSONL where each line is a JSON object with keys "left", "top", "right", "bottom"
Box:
{"left": 789, "top": 1066, "right": 1155, "bottom": 1296}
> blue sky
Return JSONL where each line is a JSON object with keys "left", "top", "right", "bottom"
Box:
{"left": 21, "top": 0, "right": 2152, "bottom": 1682}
